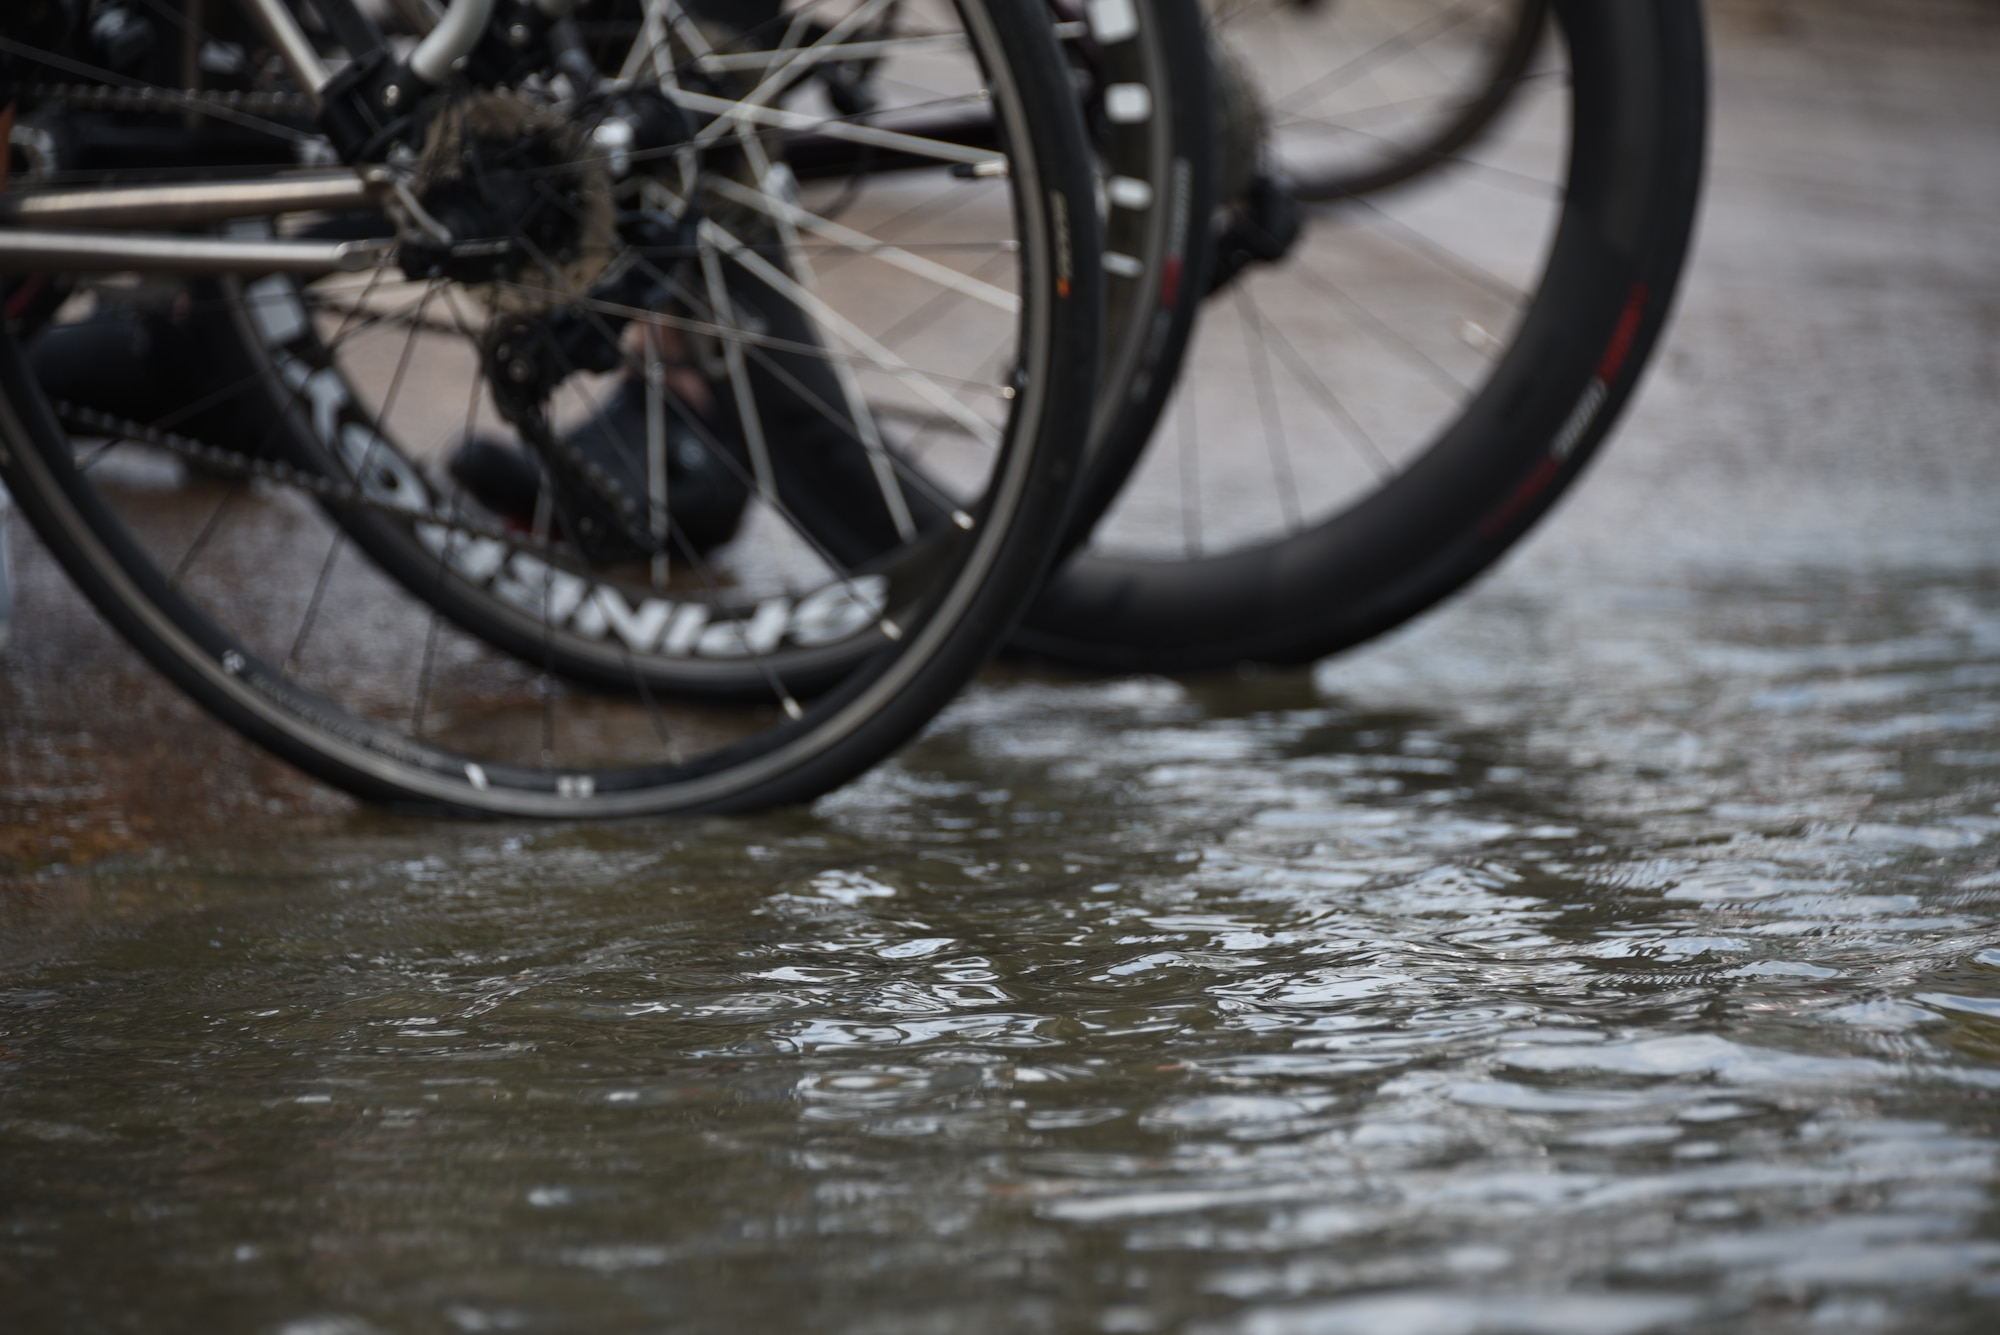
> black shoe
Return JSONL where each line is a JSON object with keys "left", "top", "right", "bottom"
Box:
{"left": 26, "top": 299, "right": 279, "bottom": 461}
{"left": 28, "top": 305, "right": 174, "bottom": 422}
{"left": 448, "top": 376, "right": 751, "bottom": 561}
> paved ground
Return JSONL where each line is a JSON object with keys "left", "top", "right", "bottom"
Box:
{"left": 1, "top": 0, "right": 1998, "bottom": 866}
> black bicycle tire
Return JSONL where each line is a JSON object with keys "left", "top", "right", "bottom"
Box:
{"left": 1014, "top": 0, "right": 1708, "bottom": 671}
{"left": 0, "top": 0, "right": 1105, "bottom": 817}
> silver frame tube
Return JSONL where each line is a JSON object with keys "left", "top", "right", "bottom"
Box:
{"left": 409, "top": 0, "right": 497, "bottom": 84}
{"left": 234, "top": 0, "right": 520, "bottom": 104}
{"left": 235, "top": 0, "right": 332, "bottom": 111}
{"left": 0, "top": 175, "right": 376, "bottom": 230}
{"left": 0, "top": 231, "right": 392, "bottom": 276}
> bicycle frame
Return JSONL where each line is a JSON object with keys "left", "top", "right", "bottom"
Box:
{"left": 0, "top": 0, "right": 1015, "bottom": 275}
{"left": 0, "top": 0, "right": 545, "bottom": 274}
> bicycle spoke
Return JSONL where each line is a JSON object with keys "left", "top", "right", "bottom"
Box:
{"left": 168, "top": 479, "right": 244, "bottom": 586}
{"left": 872, "top": 247, "right": 1017, "bottom": 351}
{"left": 689, "top": 0, "right": 898, "bottom": 145}
{"left": 1248, "top": 289, "right": 1395, "bottom": 481}
{"left": 702, "top": 176, "right": 1019, "bottom": 315}
{"left": 692, "top": 218, "right": 781, "bottom": 503}
{"left": 1292, "top": 261, "right": 1475, "bottom": 397}
{"left": 1234, "top": 287, "right": 1306, "bottom": 533}
{"left": 283, "top": 529, "right": 346, "bottom": 679}
{"left": 1350, "top": 197, "right": 1525, "bottom": 303}
{"left": 674, "top": 87, "right": 1002, "bottom": 172}
{"left": 1267, "top": 0, "right": 1491, "bottom": 115}
{"left": 699, "top": 216, "right": 1001, "bottom": 452}
{"left": 411, "top": 603, "right": 444, "bottom": 741}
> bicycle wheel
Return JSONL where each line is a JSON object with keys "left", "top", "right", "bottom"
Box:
{"left": 1015, "top": 0, "right": 1707, "bottom": 671}
{"left": 0, "top": 0, "right": 1104, "bottom": 817}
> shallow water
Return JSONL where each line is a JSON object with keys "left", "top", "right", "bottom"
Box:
{"left": 7, "top": 558, "right": 2000, "bottom": 1334}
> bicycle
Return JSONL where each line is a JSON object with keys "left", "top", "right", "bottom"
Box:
{"left": 1018, "top": 0, "right": 1709, "bottom": 671}
{"left": 0, "top": 0, "right": 1110, "bottom": 816}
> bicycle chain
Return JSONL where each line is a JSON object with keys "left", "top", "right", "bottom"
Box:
{"left": 17, "top": 83, "right": 315, "bottom": 119}
{"left": 55, "top": 402, "right": 522, "bottom": 550}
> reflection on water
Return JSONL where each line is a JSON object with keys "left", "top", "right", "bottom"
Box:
{"left": 5, "top": 564, "right": 2000, "bottom": 1334}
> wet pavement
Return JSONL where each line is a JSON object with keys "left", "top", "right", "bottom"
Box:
{"left": 7, "top": 1, "right": 2000, "bottom": 1331}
